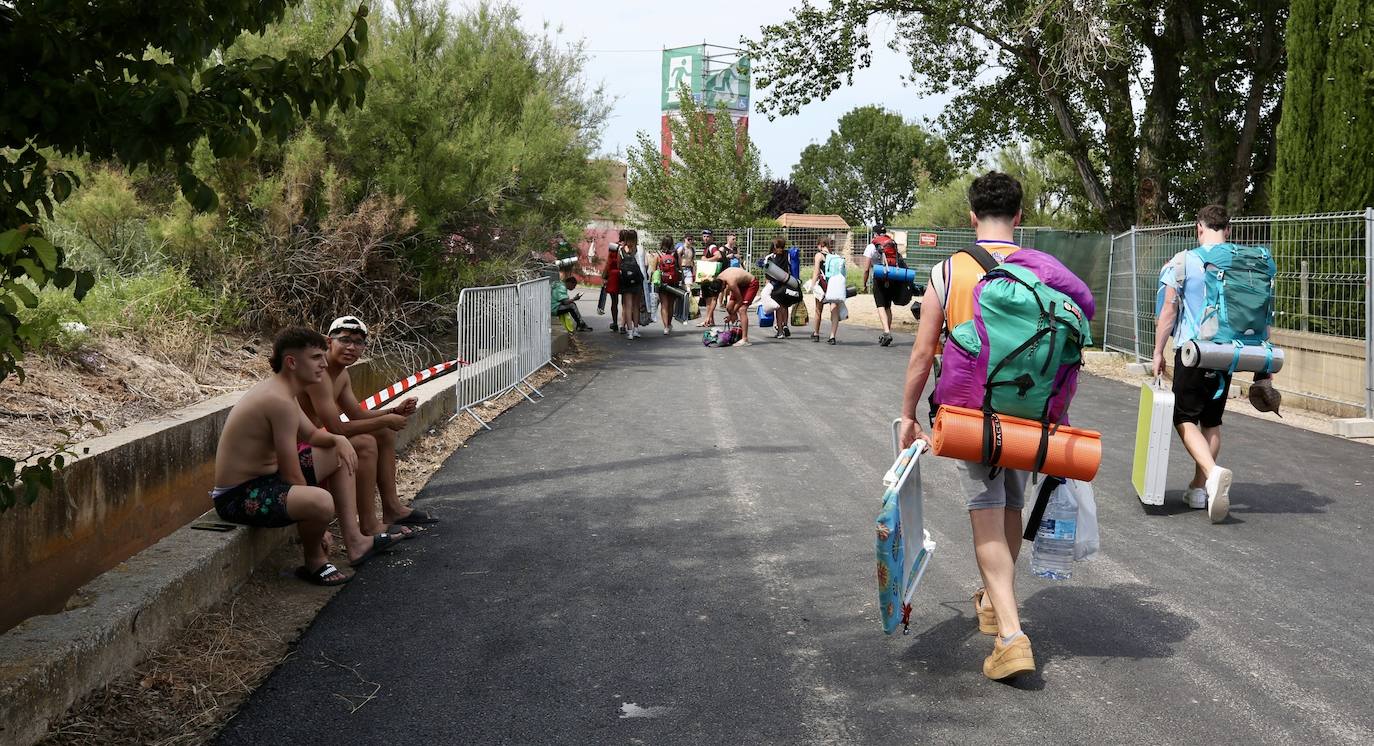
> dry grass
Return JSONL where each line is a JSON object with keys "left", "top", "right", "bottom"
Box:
{"left": 0, "top": 334, "right": 269, "bottom": 458}
{"left": 39, "top": 346, "right": 584, "bottom": 745}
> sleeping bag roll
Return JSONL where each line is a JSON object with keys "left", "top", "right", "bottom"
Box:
{"left": 846, "top": 285, "right": 859, "bottom": 298}
{"left": 764, "top": 262, "right": 801, "bottom": 291}
{"left": 657, "top": 283, "right": 688, "bottom": 300}
{"left": 1180, "top": 340, "right": 1284, "bottom": 374}
{"left": 873, "top": 265, "right": 917, "bottom": 284}
{"left": 554, "top": 256, "right": 579, "bottom": 270}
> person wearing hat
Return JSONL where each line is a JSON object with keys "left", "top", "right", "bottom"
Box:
{"left": 299, "top": 316, "right": 441, "bottom": 544}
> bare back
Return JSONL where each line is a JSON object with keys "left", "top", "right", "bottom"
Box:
{"left": 718, "top": 266, "right": 752, "bottom": 292}
{"left": 214, "top": 377, "right": 309, "bottom": 488}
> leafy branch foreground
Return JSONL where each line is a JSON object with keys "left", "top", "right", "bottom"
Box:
{"left": 1, "top": 1, "right": 372, "bottom": 511}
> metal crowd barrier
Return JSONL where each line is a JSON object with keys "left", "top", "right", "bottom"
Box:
{"left": 453, "top": 277, "right": 565, "bottom": 429}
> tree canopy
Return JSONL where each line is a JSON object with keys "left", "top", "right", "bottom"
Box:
{"left": 1271, "top": 0, "right": 1373, "bottom": 214}
{"left": 747, "top": 0, "right": 1288, "bottom": 230}
{"left": 901, "top": 145, "right": 1096, "bottom": 229}
{"left": 625, "top": 87, "right": 768, "bottom": 228}
{"left": 790, "top": 105, "right": 953, "bottom": 227}
{"left": 763, "top": 178, "right": 811, "bottom": 218}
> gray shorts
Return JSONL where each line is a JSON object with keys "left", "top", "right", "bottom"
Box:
{"left": 956, "top": 461, "right": 1029, "bottom": 511}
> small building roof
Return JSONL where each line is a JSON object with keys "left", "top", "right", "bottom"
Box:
{"left": 776, "top": 213, "right": 850, "bottom": 230}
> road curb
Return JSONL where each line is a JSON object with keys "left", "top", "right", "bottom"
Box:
{"left": 0, "top": 330, "right": 570, "bottom": 746}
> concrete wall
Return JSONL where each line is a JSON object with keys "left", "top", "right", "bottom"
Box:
{"left": 1268, "top": 328, "right": 1366, "bottom": 417}
{"left": 0, "top": 393, "right": 243, "bottom": 633}
{"left": 1, "top": 351, "right": 482, "bottom": 633}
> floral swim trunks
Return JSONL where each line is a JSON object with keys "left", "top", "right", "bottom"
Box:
{"left": 211, "top": 473, "right": 295, "bottom": 528}
{"left": 210, "top": 447, "right": 317, "bottom": 528}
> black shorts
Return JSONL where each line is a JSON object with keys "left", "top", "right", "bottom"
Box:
{"left": 872, "top": 278, "right": 913, "bottom": 309}
{"left": 212, "top": 473, "right": 296, "bottom": 527}
{"left": 1172, "top": 348, "right": 1233, "bottom": 428}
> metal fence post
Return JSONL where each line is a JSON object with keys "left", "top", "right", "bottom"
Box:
{"left": 1299, "top": 259, "right": 1311, "bottom": 333}
{"left": 1103, "top": 234, "right": 1113, "bottom": 351}
{"left": 1365, "top": 207, "right": 1373, "bottom": 418}
{"left": 1129, "top": 227, "right": 1142, "bottom": 360}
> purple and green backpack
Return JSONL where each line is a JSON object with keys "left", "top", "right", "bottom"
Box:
{"left": 933, "top": 247, "right": 1095, "bottom": 472}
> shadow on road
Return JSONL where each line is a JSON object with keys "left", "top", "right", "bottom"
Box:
{"left": 1142, "top": 482, "right": 1332, "bottom": 518}
{"left": 900, "top": 583, "right": 1196, "bottom": 691}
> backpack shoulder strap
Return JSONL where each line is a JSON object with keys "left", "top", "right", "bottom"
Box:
{"left": 959, "top": 244, "right": 999, "bottom": 273}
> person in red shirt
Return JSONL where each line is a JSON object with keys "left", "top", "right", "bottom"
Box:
{"left": 598, "top": 240, "right": 621, "bottom": 332}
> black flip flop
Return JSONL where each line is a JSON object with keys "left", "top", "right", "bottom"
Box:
{"left": 393, "top": 509, "right": 439, "bottom": 525}
{"left": 350, "top": 532, "right": 401, "bottom": 568}
{"left": 386, "top": 524, "right": 418, "bottom": 540}
{"left": 295, "top": 563, "right": 351, "bottom": 586}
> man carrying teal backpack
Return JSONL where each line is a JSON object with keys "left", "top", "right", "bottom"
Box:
{"left": 1152, "top": 204, "right": 1279, "bottom": 524}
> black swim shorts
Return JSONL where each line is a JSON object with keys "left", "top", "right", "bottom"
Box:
{"left": 212, "top": 473, "right": 296, "bottom": 528}
{"left": 1172, "top": 347, "right": 1232, "bottom": 428}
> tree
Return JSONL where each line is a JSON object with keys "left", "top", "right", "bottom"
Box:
{"left": 747, "top": 0, "right": 1288, "bottom": 230}
{"left": 625, "top": 86, "right": 768, "bottom": 228}
{"left": 1271, "top": 0, "right": 1373, "bottom": 214}
{"left": 763, "top": 178, "right": 810, "bottom": 217}
{"left": 790, "top": 106, "right": 954, "bottom": 227}
{"left": 902, "top": 145, "right": 1099, "bottom": 229}
{"left": 336, "top": 1, "right": 607, "bottom": 251}
{"left": 1268, "top": 0, "right": 1370, "bottom": 336}
{"left": 0, "top": 1, "right": 371, "bottom": 510}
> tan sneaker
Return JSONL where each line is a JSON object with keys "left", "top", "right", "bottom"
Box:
{"left": 972, "top": 587, "right": 998, "bottom": 635}
{"left": 983, "top": 633, "right": 1036, "bottom": 681}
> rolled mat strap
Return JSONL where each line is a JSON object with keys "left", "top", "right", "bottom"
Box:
{"left": 1022, "top": 476, "right": 1066, "bottom": 542}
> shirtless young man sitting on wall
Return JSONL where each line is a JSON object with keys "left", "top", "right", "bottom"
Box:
{"left": 211, "top": 327, "right": 401, "bottom": 586}
{"left": 299, "top": 316, "right": 439, "bottom": 544}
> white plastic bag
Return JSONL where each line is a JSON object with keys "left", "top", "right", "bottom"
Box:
{"left": 760, "top": 283, "right": 780, "bottom": 311}
{"left": 1070, "top": 479, "right": 1099, "bottom": 561}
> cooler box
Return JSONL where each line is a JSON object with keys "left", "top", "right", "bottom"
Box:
{"left": 1132, "top": 378, "right": 1174, "bottom": 506}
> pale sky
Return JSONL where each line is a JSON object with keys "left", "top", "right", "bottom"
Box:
{"left": 484, "top": 0, "right": 953, "bottom": 177}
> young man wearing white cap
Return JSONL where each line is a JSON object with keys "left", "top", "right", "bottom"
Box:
{"left": 299, "top": 316, "right": 441, "bottom": 540}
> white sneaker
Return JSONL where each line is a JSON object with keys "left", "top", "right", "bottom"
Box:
{"left": 1205, "top": 466, "right": 1232, "bottom": 523}
{"left": 663, "top": 328, "right": 670, "bottom": 336}
{"left": 1184, "top": 487, "right": 1207, "bottom": 509}
{"left": 632, "top": 329, "right": 642, "bottom": 339}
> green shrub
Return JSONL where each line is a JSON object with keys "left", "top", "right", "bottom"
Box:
{"left": 19, "top": 268, "right": 238, "bottom": 353}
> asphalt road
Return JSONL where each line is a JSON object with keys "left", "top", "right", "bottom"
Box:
{"left": 216, "top": 306, "right": 1374, "bottom": 746}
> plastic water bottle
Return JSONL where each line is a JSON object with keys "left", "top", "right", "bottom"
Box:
{"left": 1031, "top": 486, "right": 1076, "bottom": 580}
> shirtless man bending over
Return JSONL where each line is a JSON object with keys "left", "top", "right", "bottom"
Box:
{"left": 717, "top": 266, "right": 758, "bottom": 347}
{"left": 212, "top": 327, "right": 400, "bottom": 586}
{"left": 299, "top": 316, "right": 439, "bottom": 543}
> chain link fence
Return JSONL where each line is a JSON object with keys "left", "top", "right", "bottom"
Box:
{"left": 1103, "top": 210, "right": 1373, "bottom": 418}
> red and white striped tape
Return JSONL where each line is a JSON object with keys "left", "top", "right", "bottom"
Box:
{"left": 361, "top": 358, "right": 466, "bottom": 411}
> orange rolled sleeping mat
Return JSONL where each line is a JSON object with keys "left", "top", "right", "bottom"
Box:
{"left": 931, "top": 405, "right": 1102, "bottom": 482}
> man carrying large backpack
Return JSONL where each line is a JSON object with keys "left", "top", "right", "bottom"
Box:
{"left": 897, "top": 172, "right": 1094, "bottom": 681}
{"left": 1151, "top": 205, "right": 1277, "bottom": 524}
{"left": 863, "top": 225, "right": 911, "bottom": 347}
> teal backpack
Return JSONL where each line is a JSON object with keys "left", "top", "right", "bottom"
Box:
{"left": 1192, "top": 243, "right": 1277, "bottom": 345}
{"left": 933, "top": 249, "right": 1095, "bottom": 474}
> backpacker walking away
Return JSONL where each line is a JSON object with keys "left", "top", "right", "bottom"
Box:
{"left": 896, "top": 172, "right": 1096, "bottom": 681}
{"left": 1151, "top": 204, "right": 1279, "bottom": 523}
{"left": 863, "top": 225, "right": 912, "bottom": 347}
